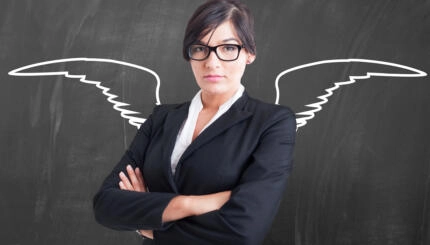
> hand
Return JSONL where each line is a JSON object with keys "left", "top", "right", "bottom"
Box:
{"left": 119, "top": 165, "right": 147, "bottom": 192}
{"left": 137, "top": 229, "right": 154, "bottom": 240}
{"left": 119, "top": 165, "right": 153, "bottom": 239}
{"left": 162, "top": 190, "right": 232, "bottom": 223}
{"left": 189, "top": 190, "right": 232, "bottom": 216}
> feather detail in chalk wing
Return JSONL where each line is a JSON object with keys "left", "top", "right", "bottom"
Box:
{"left": 275, "top": 59, "right": 427, "bottom": 129}
{"left": 8, "top": 58, "right": 161, "bottom": 129}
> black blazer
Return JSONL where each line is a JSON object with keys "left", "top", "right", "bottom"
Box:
{"left": 93, "top": 92, "right": 296, "bottom": 245}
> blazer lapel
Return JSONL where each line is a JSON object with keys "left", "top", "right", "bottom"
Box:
{"left": 161, "top": 102, "right": 189, "bottom": 191}
{"left": 177, "top": 93, "right": 252, "bottom": 165}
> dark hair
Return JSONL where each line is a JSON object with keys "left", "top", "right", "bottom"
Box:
{"left": 182, "top": 0, "right": 256, "bottom": 61}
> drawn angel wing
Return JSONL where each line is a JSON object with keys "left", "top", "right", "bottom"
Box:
{"left": 8, "top": 58, "right": 161, "bottom": 128}
{"left": 275, "top": 59, "right": 427, "bottom": 129}
{"left": 10, "top": 57, "right": 427, "bottom": 131}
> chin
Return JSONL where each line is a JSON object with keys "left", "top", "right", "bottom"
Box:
{"left": 200, "top": 85, "right": 229, "bottom": 96}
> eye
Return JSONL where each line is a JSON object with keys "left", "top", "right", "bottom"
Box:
{"left": 190, "top": 45, "right": 206, "bottom": 53}
{"left": 222, "top": 45, "right": 238, "bottom": 52}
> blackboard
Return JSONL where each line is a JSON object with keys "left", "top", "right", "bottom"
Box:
{"left": 1, "top": 0, "right": 429, "bottom": 244}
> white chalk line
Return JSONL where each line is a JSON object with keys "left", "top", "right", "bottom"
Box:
{"left": 9, "top": 58, "right": 427, "bottom": 130}
{"left": 274, "top": 59, "right": 427, "bottom": 128}
{"left": 9, "top": 58, "right": 162, "bottom": 128}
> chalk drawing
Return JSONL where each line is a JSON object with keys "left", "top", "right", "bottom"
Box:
{"left": 275, "top": 59, "right": 427, "bottom": 129}
{"left": 8, "top": 58, "right": 161, "bottom": 128}
{"left": 9, "top": 58, "right": 427, "bottom": 129}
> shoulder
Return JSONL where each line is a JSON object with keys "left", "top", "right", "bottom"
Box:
{"left": 138, "top": 102, "right": 188, "bottom": 129}
{"left": 244, "top": 95, "right": 296, "bottom": 125}
{"left": 150, "top": 102, "right": 189, "bottom": 118}
{"left": 239, "top": 94, "right": 296, "bottom": 144}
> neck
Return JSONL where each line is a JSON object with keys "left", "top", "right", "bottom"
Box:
{"left": 200, "top": 88, "right": 238, "bottom": 110}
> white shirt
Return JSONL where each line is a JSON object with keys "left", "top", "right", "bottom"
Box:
{"left": 170, "top": 84, "right": 245, "bottom": 175}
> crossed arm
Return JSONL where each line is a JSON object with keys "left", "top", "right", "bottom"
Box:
{"left": 118, "top": 164, "right": 231, "bottom": 239}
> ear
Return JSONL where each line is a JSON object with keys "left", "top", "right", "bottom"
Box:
{"left": 246, "top": 54, "right": 256, "bottom": 64}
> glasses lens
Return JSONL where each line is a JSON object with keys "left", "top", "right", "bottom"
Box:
{"left": 188, "top": 44, "right": 241, "bottom": 61}
{"left": 216, "top": 45, "right": 240, "bottom": 61}
{"left": 189, "top": 45, "right": 209, "bottom": 60}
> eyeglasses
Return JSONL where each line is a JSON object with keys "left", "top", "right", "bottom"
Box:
{"left": 188, "top": 44, "right": 244, "bottom": 61}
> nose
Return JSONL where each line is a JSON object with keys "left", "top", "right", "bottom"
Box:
{"left": 204, "top": 50, "right": 221, "bottom": 68}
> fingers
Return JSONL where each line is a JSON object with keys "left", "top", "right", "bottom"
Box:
{"left": 118, "top": 165, "right": 147, "bottom": 192}
{"left": 135, "top": 167, "right": 147, "bottom": 192}
{"left": 126, "top": 165, "right": 141, "bottom": 191}
{"left": 138, "top": 230, "right": 154, "bottom": 239}
{"left": 119, "top": 180, "right": 127, "bottom": 190}
{"left": 119, "top": 171, "right": 133, "bottom": 190}
{"left": 127, "top": 165, "right": 147, "bottom": 192}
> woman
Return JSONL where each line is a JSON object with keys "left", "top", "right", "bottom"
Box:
{"left": 93, "top": 0, "right": 296, "bottom": 244}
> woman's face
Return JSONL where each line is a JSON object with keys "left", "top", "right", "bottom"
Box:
{"left": 190, "top": 21, "right": 255, "bottom": 99}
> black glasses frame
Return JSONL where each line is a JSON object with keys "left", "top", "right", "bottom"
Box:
{"left": 188, "top": 44, "right": 244, "bottom": 61}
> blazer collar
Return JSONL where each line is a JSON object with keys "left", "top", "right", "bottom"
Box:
{"left": 177, "top": 92, "right": 252, "bottom": 166}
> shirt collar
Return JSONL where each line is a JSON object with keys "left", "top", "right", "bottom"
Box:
{"left": 190, "top": 84, "right": 245, "bottom": 113}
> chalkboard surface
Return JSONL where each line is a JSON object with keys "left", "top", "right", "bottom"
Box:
{"left": 1, "top": 1, "right": 429, "bottom": 244}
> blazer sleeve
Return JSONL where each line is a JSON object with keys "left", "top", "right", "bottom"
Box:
{"left": 93, "top": 107, "right": 178, "bottom": 231}
{"left": 154, "top": 108, "right": 296, "bottom": 245}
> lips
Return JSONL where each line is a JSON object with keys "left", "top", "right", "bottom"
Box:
{"left": 203, "top": 74, "right": 224, "bottom": 82}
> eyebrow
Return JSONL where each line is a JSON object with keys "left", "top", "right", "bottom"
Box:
{"left": 196, "top": 37, "right": 240, "bottom": 45}
{"left": 222, "top": 38, "right": 240, "bottom": 43}
{"left": 196, "top": 38, "right": 240, "bottom": 46}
